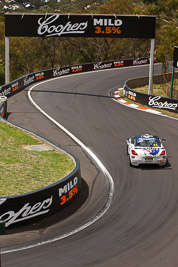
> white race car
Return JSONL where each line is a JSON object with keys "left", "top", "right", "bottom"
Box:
{"left": 126, "top": 134, "right": 167, "bottom": 167}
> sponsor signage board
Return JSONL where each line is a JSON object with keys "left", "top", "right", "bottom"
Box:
{"left": 124, "top": 84, "right": 178, "bottom": 113}
{"left": 0, "top": 58, "right": 150, "bottom": 97}
{"left": 5, "top": 13, "right": 156, "bottom": 39}
{"left": 0, "top": 167, "right": 81, "bottom": 227}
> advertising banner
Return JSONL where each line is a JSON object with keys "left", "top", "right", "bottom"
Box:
{"left": 0, "top": 58, "right": 151, "bottom": 97}
{"left": 124, "top": 83, "right": 178, "bottom": 113}
{"left": 5, "top": 13, "right": 156, "bottom": 39}
{"left": 0, "top": 163, "right": 81, "bottom": 228}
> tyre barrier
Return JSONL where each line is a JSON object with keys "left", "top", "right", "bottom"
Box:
{"left": 0, "top": 123, "right": 82, "bottom": 230}
{"left": 0, "top": 57, "right": 151, "bottom": 232}
{"left": 124, "top": 72, "right": 178, "bottom": 113}
{"left": 0, "top": 96, "right": 7, "bottom": 118}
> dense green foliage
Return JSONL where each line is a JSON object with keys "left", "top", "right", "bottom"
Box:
{"left": 0, "top": 0, "right": 177, "bottom": 83}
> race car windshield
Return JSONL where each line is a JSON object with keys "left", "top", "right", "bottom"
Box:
{"left": 135, "top": 137, "right": 161, "bottom": 147}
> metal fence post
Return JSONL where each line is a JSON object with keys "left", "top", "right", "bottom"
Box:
{"left": 5, "top": 36, "right": 10, "bottom": 84}
{"left": 170, "top": 67, "right": 175, "bottom": 98}
{"left": 148, "top": 39, "right": 155, "bottom": 95}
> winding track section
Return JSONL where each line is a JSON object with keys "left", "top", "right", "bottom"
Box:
{"left": 1, "top": 64, "right": 178, "bottom": 267}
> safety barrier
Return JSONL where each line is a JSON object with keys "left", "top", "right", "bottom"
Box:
{"left": 0, "top": 57, "right": 151, "bottom": 98}
{"left": 0, "top": 126, "right": 81, "bottom": 229}
{"left": 124, "top": 72, "right": 178, "bottom": 113}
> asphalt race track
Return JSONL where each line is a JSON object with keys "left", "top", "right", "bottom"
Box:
{"left": 2, "top": 64, "right": 178, "bottom": 267}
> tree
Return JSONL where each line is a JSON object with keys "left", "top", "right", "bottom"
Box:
{"left": 29, "top": 0, "right": 42, "bottom": 9}
{"left": 98, "top": 0, "right": 134, "bottom": 14}
{"left": 156, "top": 19, "right": 178, "bottom": 71}
{"left": 140, "top": 0, "right": 178, "bottom": 71}
{"left": 40, "top": 0, "right": 61, "bottom": 12}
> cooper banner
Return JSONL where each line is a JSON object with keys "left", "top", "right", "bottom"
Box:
{"left": 5, "top": 13, "right": 156, "bottom": 39}
{"left": 0, "top": 58, "right": 150, "bottom": 97}
{"left": 0, "top": 160, "right": 81, "bottom": 228}
{"left": 124, "top": 82, "right": 178, "bottom": 113}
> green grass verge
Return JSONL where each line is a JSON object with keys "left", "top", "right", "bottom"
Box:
{"left": 0, "top": 121, "right": 75, "bottom": 197}
{"left": 134, "top": 84, "right": 169, "bottom": 97}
